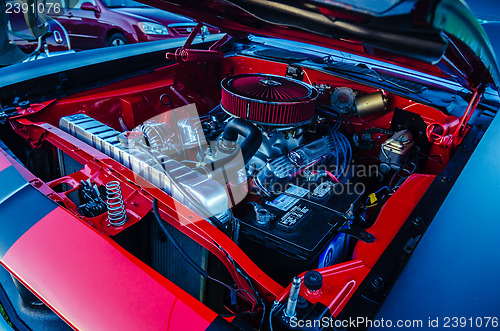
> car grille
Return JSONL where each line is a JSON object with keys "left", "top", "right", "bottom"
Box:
{"left": 169, "top": 25, "right": 196, "bottom": 35}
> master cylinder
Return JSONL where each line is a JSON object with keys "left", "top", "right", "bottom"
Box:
{"left": 379, "top": 130, "right": 414, "bottom": 174}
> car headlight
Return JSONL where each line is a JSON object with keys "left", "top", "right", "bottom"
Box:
{"left": 138, "top": 22, "right": 169, "bottom": 35}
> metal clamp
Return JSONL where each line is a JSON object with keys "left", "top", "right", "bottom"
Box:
{"left": 250, "top": 202, "right": 275, "bottom": 225}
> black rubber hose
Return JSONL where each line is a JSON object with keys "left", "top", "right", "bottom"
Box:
{"left": 152, "top": 199, "right": 239, "bottom": 291}
{"left": 153, "top": 199, "right": 265, "bottom": 319}
{"left": 221, "top": 118, "right": 262, "bottom": 164}
{"left": 152, "top": 199, "right": 208, "bottom": 277}
{"left": 201, "top": 118, "right": 262, "bottom": 179}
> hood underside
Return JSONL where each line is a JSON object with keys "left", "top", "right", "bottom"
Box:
{"left": 143, "top": 0, "right": 499, "bottom": 91}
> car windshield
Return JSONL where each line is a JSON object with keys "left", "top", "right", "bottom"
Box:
{"left": 102, "top": 0, "right": 148, "bottom": 8}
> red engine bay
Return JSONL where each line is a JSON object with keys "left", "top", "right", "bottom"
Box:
{"left": 0, "top": 51, "right": 482, "bottom": 329}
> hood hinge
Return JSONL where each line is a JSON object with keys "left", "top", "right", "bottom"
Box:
{"left": 165, "top": 23, "right": 229, "bottom": 63}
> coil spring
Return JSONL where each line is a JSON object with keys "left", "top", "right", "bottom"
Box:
{"left": 106, "top": 181, "right": 127, "bottom": 226}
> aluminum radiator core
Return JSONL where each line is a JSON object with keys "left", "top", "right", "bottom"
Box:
{"left": 221, "top": 74, "right": 318, "bottom": 126}
{"left": 59, "top": 114, "right": 229, "bottom": 218}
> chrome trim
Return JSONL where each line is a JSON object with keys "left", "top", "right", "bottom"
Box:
{"left": 69, "top": 33, "right": 99, "bottom": 39}
{"left": 53, "top": 31, "right": 63, "bottom": 44}
{"left": 52, "top": 18, "right": 72, "bottom": 49}
{"left": 167, "top": 23, "right": 198, "bottom": 28}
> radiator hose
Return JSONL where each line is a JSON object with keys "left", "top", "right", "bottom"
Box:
{"left": 221, "top": 118, "right": 262, "bottom": 164}
{"left": 203, "top": 118, "right": 262, "bottom": 175}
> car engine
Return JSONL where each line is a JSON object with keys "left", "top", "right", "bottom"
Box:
{"left": 55, "top": 73, "right": 404, "bottom": 287}
{"left": 2, "top": 48, "right": 472, "bottom": 328}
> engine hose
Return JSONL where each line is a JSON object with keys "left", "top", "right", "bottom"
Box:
{"left": 153, "top": 199, "right": 208, "bottom": 277}
{"left": 152, "top": 199, "right": 235, "bottom": 291}
{"left": 202, "top": 118, "right": 262, "bottom": 178}
{"left": 153, "top": 198, "right": 262, "bottom": 318}
{"left": 221, "top": 118, "right": 262, "bottom": 165}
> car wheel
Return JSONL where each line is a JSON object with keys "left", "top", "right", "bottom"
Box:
{"left": 106, "top": 33, "right": 128, "bottom": 47}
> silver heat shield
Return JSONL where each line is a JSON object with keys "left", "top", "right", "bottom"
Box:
{"left": 59, "top": 114, "right": 229, "bottom": 219}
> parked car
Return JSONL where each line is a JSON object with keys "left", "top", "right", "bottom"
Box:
{"left": 0, "top": 0, "right": 499, "bottom": 330}
{"left": 47, "top": 0, "right": 216, "bottom": 50}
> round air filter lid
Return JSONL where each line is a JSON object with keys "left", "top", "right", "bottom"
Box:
{"left": 221, "top": 74, "right": 318, "bottom": 126}
{"left": 228, "top": 74, "right": 314, "bottom": 101}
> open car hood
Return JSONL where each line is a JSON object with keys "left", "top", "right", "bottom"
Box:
{"left": 144, "top": 0, "right": 499, "bottom": 91}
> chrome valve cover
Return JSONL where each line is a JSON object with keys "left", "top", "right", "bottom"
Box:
{"left": 59, "top": 114, "right": 229, "bottom": 218}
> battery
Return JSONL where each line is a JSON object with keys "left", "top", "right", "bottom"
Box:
{"left": 239, "top": 180, "right": 359, "bottom": 286}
